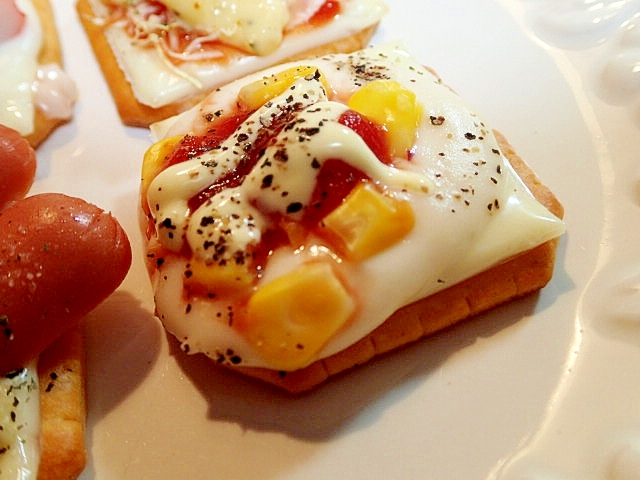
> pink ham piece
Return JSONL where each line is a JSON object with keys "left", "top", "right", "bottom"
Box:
{"left": 0, "top": 0, "right": 25, "bottom": 43}
{"left": 286, "top": 0, "right": 327, "bottom": 30}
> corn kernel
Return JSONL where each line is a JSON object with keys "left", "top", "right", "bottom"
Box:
{"left": 242, "top": 262, "right": 355, "bottom": 370}
{"left": 238, "top": 66, "right": 330, "bottom": 110}
{"left": 185, "top": 258, "right": 254, "bottom": 294}
{"left": 347, "top": 80, "right": 423, "bottom": 158}
{"left": 322, "top": 183, "right": 415, "bottom": 261}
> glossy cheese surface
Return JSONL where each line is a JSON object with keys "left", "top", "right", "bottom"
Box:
{"left": 94, "top": 0, "right": 387, "bottom": 108}
{"left": 0, "top": 0, "right": 76, "bottom": 136}
{"left": 145, "top": 43, "right": 565, "bottom": 370}
{"left": 0, "top": 0, "right": 41, "bottom": 136}
{"left": 159, "top": 0, "right": 290, "bottom": 55}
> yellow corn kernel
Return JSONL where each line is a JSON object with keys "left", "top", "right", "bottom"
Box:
{"left": 321, "top": 183, "right": 415, "bottom": 261}
{"left": 347, "top": 80, "right": 423, "bottom": 158}
{"left": 242, "top": 262, "right": 355, "bottom": 371}
{"left": 238, "top": 66, "right": 330, "bottom": 110}
{"left": 185, "top": 258, "right": 254, "bottom": 294}
{"left": 141, "top": 135, "right": 182, "bottom": 210}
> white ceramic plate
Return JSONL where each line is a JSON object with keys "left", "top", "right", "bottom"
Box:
{"left": 37, "top": 0, "right": 640, "bottom": 478}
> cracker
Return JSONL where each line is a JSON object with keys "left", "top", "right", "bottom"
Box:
{"left": 76, "top": 0, "right": 378, "bottom": 127}
{"left": 36, "top": 327, "right": 86, "bottom": 480}
{"left": 25, "top": 0, "right": 70, "bottom": 149}
{"left": 234, "top": 131, "right": 564, "bottom": 393}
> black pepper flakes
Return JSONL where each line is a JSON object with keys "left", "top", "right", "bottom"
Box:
{"left": 261, "top": 174, "right": 274, "bottom": 189}
{"left": 286, "top": 202, "right": 303, "bottom": 214}
{"left": 273, "top": 148, "right": 288, "bottom": 163}
{"left": 0, "top": 315, "right": 12, "bottom": 341}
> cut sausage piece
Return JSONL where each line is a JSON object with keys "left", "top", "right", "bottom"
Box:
{"left": 0, "top": 193, "right": 132, "bottom": 374}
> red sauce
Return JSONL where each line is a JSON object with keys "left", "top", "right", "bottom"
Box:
{"left": 308, "top": 0, "right": 341, "bottom": 26}
{"left": 167, "top": 112, "right": 249, "bottom": 167}
{"left": 184, "top": 103, "right": 304, "bottom": 213}
{"left": 303, "top": 159, "right": 369, "bottom": 228}
{"left": 339, "top": 109, "right": 391, "bottom": 164}
{"left": 250, "top": 220, "right": 291, "bottom": 276}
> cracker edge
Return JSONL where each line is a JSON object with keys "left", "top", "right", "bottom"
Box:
{"left": 36, "top": 327, "right": 86, "bottom": 480}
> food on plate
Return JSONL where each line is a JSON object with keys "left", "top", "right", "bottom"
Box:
{"left": 140, "top": 43, "right": 565, "bottom": 393}
{"left": 76, "top": 0, "right": 387, "bottom": 127}
{"left": 0, "top": 129, "right": 132, "bottom": 478}
{"left": 0, "top": 0, "right": 77, "bottom": 148}
{"left": 0, "top": 193, "right": 132, "bottom": 375}
{"left": 0, "top": 124, "right": 36, "bottom": 208}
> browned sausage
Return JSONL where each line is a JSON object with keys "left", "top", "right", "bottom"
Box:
{"left": 0, "top": 193, "right": 132, "bottom": 374}
{"left": 0, "top": 124, "right": 37, "bottom": 210}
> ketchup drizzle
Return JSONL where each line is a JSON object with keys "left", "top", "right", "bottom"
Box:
{"left": 308, "top": 0, "right": 341, "bottom": 26}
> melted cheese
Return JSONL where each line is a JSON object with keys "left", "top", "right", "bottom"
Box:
{"left": 0, "top": 0, "right": 76, "bottom": 136}
{"left": 150, "top": 80, "right": 430, "bottom": 254}
{"left": 0, "top": 0, "right": 41, "bottom": 136}
{"left": 95, "top": 0, "right": 387, "bottom": 108}
{"left": 32, "top": 64, "right": 78, "bottom": 121}
{"left": 146, "top": 43, "right": 566, "bottom": 369}
{"left": 0, "top": 363, "right": 40, "bottom": 480}
{"left": 160, "top": 0, "right": 290, "bottom": 55}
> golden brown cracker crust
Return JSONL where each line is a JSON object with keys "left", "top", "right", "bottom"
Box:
{"left": 37, "top": 327, "right": 86, "bottom": 480}
{"left": 235, "top": 132, "right": 564, "bottom": 393}
{"left": 25, "top": 0, "right": 70, "bottom": 149}
{"left": 76, "top": 0, "right": 378, "bottom": 127}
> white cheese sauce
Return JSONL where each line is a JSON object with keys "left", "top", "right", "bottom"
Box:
{"left": 147, "top": 43, "right": 565, "bottom": 369}
{"left": 0, "top": 0, "right": 41, "bottom": 136}
{"left": 160, "top": 0, "right": 291, "bottom": 55}
{"left": 0, "top": 363, "right": 40, "bottom": 480}
{"left": 0, "top": 0, "right": 76, "bottom": 136}
{"left": 93, "top": 0, "right": 387, "bottom": 108}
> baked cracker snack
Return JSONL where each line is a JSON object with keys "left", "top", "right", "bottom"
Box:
{"left": 76, "top": 0, "right": 387, "bottom": 127}
{"left": 140, "top": 43, "right": 565, "bottom": 394}
{"left": 0, "top": 329, "right": 86, "bottom": 480}
{"left": 0, "top": 191, "right": 132, "bottom": 477}
{"left": 0, "top": 0, "right": 77, "bottom": 148}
